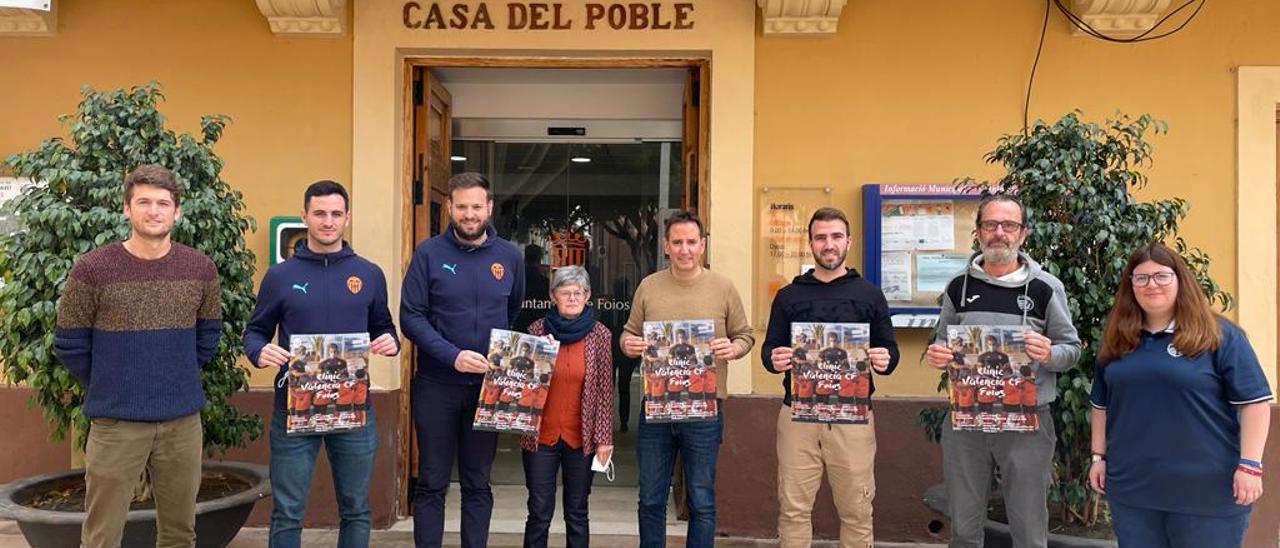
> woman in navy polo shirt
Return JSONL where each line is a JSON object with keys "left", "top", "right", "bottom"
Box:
{"left": 1089, "top": 243, "right": 1272, "bottom": 547}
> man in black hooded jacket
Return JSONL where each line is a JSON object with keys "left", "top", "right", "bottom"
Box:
{"left": 762, "top": 206, "right": 900, "bottom": 546}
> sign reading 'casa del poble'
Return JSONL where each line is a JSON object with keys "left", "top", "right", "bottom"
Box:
{"left": 403, "top": 2, "right": 695, "bottom": 31}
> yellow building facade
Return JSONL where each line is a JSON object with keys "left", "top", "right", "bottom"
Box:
{"left": 3, "top": 0, "right": 1280, "bottom": 542}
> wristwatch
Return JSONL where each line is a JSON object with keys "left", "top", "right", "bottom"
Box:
{"left": 1091, "top": 453, "right": 1105, "bottom": 463}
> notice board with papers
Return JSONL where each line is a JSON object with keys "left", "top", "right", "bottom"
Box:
{"left": 861, "top": 184, "right": 984, "bottom": 328}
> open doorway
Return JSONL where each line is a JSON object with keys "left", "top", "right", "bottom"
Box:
{"left": 400, "top": 59, "right": 710, "bottom": 517}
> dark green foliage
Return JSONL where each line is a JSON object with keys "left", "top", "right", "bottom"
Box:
{"left": 915, "top": 405, "right": 947, "bottom": 444}
{"left": 920, "top": 111, "right": 1231, "bottom": 526}
{"left": 0, "top": 83, "right": 262, "bottom": 455}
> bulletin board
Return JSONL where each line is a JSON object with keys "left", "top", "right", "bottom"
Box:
{"left": 756, "top": 186, "right": 832, "bottom": 328}
{"left": 862, "top": 184, "right": 983, "bottom": 326}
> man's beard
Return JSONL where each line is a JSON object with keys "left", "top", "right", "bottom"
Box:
{"left": 816, "top": 249, "right": 847, "bottom": 270}
{"left": 455, "top": 221, "right": 488, "bottom": 241}
{"left": 981, "top": 240, "right": 1019, "bottom": 264}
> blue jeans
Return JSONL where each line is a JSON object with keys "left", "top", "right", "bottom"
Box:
{"left": 522, "top": 440, "right": 594, "bottom": 548}
{"left": 268, "top": 406, "right": 377, "bottom": 548}
{"left": 1108, "top": 498, "right": 1251, "bottom": 548}
{"left": 636, "top": 409, "right": 723, "bottom": 548}
{"left": 412, "top": 380, "right": 498, "bottom": 548}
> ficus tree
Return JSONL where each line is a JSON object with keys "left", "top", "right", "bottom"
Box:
{"left": 0, "top": 83, "right": 262, "bottom": 456}
{"left": 919, "top": 111, "right": 1232, "bottom": 527}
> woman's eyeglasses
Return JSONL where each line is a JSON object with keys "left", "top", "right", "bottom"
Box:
{"left": 554, "top": 289, "right": 587, "bottom": 301}
{"left": 1132, "top": 271, "right": 1176, "bottom": 288}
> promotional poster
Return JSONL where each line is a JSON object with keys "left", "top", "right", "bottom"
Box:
{"left": 474, "top": 328, "right": 560, "bottom": 435}
{"left": 641, "top": 319, "right": 718, "bottom": 422}
{"left": 790, "top": 322, "right": 872, "bottom": 424}
{"left": 946, "top": 325, "right": 1038, "bottom": 433}
{"left": 286, "top": 333, "right": 371, "bottom": 436}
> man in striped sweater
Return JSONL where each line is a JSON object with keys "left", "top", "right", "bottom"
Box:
{"left": 54, "top": 164, "right": 222, "bottom": 548}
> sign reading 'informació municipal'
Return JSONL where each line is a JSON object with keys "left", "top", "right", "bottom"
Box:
{"left": 403, "top": 2, "right": 695, "bottom": 31}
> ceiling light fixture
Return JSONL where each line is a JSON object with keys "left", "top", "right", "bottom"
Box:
{"left": 570, "top": 157, "right": 591, "bottom": 163}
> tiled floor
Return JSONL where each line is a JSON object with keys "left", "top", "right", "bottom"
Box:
{"left": 390, "top": 484, "right": 677, "bottom": 537}
{"left": 0, "top": 484, "right": 943, "bottom": 547}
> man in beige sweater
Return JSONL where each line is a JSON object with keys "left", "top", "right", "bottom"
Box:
{"left": 622, "top": 210, "right": 755, "bottom": 547}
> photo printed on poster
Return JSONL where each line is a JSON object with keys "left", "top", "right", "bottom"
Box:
{"left": 790, "top": 322, "right": 872, "bottom": 424}
{"left": 286, "top": 333, "right": 372, "bottom": 436}
{"left": 475, "top": 329, "right": 560, "bottom": 435}
{"left": 945, "top": 325, "right": 1038, "bottom": 433}
{"left": 642, "top": 319, "right": 718, "bottom": 422}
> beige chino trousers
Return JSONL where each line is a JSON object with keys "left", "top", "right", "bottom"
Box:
{"left": 776, "top": 406, "right": 877, "bottom": 548}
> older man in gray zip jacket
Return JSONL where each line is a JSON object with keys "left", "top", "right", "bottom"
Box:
{"left": 926, "top": 194, "right": 1080, "bottom": 548}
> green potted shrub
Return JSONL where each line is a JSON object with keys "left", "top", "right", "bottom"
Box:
{"left": 920, "top": 111, "right": 1232, "bottom": 543}
{"left": 0, "top": 83, "right": 268, "bottom": 548}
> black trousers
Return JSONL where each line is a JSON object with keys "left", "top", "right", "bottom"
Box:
{"left": 521, "top": 439, "right": 595, "bottom": 548}
{"left": 616, "top": 354, "right": 638, "bottom": 428}
{"left": 412, "top": 380, "right": 498, "bottom": 548}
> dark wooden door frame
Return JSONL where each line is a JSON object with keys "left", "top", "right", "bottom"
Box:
{"left": 396, "top": 54, "right": 711, "bottom": 516}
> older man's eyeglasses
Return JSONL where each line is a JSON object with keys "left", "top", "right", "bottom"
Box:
{"left": 977, "top": 220, "right": 1024, "bottom": 233}
{"left": 1132, "top": 271, "right": 1176, "bottom": 288}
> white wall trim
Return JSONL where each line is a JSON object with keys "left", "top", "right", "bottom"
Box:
{"left": 255, "top": 0, "right": 346, "bottom": 36}
{"left": 1236, "top": 66, "right": 1280, "bottom": 390}
{"left": 757, "top": 0, "right": 846, "bottom": 36}
{"left": 0, "top": 2, "right": 55, "bottom": 36}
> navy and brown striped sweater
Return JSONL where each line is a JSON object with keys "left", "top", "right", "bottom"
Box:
{"left": 54, "top": 241, "right": 222, "bottom": 421}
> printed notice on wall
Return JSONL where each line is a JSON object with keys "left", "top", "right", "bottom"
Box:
{"left": 881, "top": 201, "right": 955, "bottom": 251}
{"left": 880, "top": 251, "right": 912, "bottom": 302}
{"left": 0, "top": 178, "right": 39, "bottom": 237}
{"left": 756, "top": 187, "right": 831, "bottom": 328}
{"left": 916, "top": 252, "right": 969, "bottom": 293}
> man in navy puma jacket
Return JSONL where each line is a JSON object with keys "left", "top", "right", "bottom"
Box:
{"left": 400, "top": 172, "right": 524, "bottom": 548}
{"left": 243, "top": 180, "right": 399, "bottom": 547}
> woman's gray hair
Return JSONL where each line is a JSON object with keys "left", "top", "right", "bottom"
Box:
{"left": 550, "top": 265, "right": 591, "bottom": 295}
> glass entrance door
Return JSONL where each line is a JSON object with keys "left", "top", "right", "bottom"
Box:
{"left": 451, "top": 139, "right": 682, "bottom": 486}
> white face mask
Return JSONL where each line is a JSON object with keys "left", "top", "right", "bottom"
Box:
{"left": 592, "top": 454, "right": 615, "bottom": 482}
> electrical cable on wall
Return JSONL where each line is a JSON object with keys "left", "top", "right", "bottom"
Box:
{"left": 1024, "top": 0, "right": 1051, "bottom": 136}
{"left": 1022, "top": 0, "right": 1208, "bottom": 135}
{"left": 1054, "top": 0, "right": 1208, "bottom": 43}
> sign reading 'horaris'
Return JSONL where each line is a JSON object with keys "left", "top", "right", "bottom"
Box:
{"left": 403, "top": 2, "right": 695, "bottom": 30}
